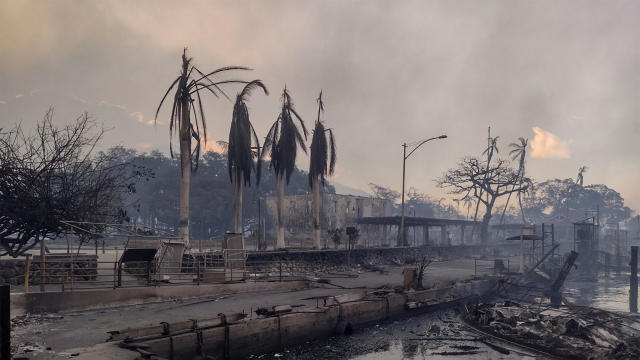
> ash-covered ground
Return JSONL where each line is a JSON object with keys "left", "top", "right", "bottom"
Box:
{"left": 250, "top": 309, "right": 547, "bottom": 360}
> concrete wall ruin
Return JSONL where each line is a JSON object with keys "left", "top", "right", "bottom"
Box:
{"left": 265, "top": 194, "right": 392, "bottom": 248}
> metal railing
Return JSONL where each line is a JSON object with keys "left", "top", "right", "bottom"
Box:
{"left": 9, "top": 253, "right": 309, "bottom": 293}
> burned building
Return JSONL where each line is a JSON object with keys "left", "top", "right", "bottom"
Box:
{"left": 265, "top": 194, "right": 392, "bottom": 248}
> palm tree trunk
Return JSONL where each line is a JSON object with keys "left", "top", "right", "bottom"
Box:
{"left": 495, "top": 189, "right": 514, "bottom": 242}
{"left": 471, "top": 150, "right": 493, "bottom": 239}
{"left": 276, "top": 173, "right": 285, "bottom": 249}
{"left": 233, "top": 170, "right": 243, "bottom": 234}
{"left": 518, "top": 168, "right": 527, "bottom": 223}
{"left": 312, "top": 175, "right": 321, "bottom": 249}
{"left": 178, "top": 100, "right": 191, "bottom": 246}
{"left": 518, "top": 191, "right": 526, "bottom": 223}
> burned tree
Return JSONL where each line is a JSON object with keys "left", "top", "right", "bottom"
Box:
{"left": 155, "top": 48, "right": 249, "bottom": 245}
{"left": 368, "top": 183, "right": 400, "bottom": 203}
{"left": 327, "top": 228, "right": 343, "bottom": 249}
{"left": 0, "top": 109, "right": 146, "bottom": 258}
{"left": 228, "top": 80, "right": 269, "bottom": 233}
{"left": 262, "top": 87, "right": 308, "bottom": 249}
{"left": 471, "top": 133, "right": 499, "bottom": 227}
{"left": 576, "top": 165, "right": 588, "bottom": 187}
{"left": 437, "top": 157, "right": 530, "bottom": 243}
{"left": 309, "top": 91, "right": 336, "bottom": 249}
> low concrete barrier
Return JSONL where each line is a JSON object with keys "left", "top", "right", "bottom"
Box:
{"left": 10, "top": 281, "right": 308, "bottom": 316}
{"left": 127, "top": 279, "right": 497, "bottom": 359}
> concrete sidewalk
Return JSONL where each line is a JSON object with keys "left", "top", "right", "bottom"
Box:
{"left": 11, "top": 259, "right": 487, "bottom": 358}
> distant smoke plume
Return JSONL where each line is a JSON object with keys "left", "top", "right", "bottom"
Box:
{"left": 530, "top": 126, "right": 571, "bottom": 159}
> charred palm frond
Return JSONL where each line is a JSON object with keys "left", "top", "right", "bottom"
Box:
{"left": 155, "top": 48, "right": 249, "bottom": 171}
{"left": 262, "top": 87, "right": 308, "bottom": 184}
{"left": 308, "top": 91, "right": 336, "bottom": 187}
{"left": 482, "top": 136, "right": 500, "bottom": 157}
{"left": 228, "top": 80, "right": 269, "bottom": 186}
{"left": 509, "top": 137, "right": 528, "bottom": 171}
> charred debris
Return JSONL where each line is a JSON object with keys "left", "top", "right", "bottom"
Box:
{"left": 464, "top": 249, "right": 640, "bottom": 360}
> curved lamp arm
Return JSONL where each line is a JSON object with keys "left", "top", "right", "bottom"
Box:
{"left": 405, "top": 135, "right": 447, "bottom": 159}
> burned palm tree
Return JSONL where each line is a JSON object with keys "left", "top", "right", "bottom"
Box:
{"left": 155, "top": 48, "right": 248, "bottom": 245}
{"left": 262, "top": 87, "right": 308, "bottom": 249}
{"left": 308, "top": 91, "right": 336, "bottom": 249}
{"left": 576, "top": 166, "right": 588, "bottom": 187}
{"left": 228, "top": 80, "right": 269, "bottom": 233}
{"left": 497, "top": 137, "right": 528, "bottom": 228}
{"left": 511, "top": 138, "right": 529, "bottom": 222}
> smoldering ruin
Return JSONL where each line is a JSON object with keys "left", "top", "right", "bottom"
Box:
{"left": 2, "top": 1, "right": 640, "bottom": 360}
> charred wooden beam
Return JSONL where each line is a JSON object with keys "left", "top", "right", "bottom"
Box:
{"left": 547, "top": 250, "right": 578, "bottom": 307}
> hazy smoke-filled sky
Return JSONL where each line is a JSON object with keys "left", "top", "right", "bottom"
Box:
{"left": 1, "top": 0, "right": 638, "bottom": 211}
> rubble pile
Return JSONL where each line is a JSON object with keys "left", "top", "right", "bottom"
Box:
{"left": 245, "top": 247, "right": 446, "bottom": 275}
{"left": 465, "top": 301, "right": 640, "bottom": 359}
{"left": 10, "top": 313, "right": 64, "bottom": 357}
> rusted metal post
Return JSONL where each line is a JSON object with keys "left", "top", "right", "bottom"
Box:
{"left": 1, "top": 284, "right": 10, "bottom": 360}
{"left": 117, "top": 261, "right": 122, "bottom": 288}
{"left": 147, "top": 261, "right": 152, "bottom": 286}
{"left": 630, "top": 246, "right": 638, "bottom": 313}
{"left": 261, "top": 218, "right": 266, "bottom": 250}
{"left": 70, "top": 257, "right": 74, "bottom": 290}
{"left": 40, "top": 237, "right": 46, "bottom": 292}
{"left": 196, "top": 260, "right": 200, "bottom": 286}
{"left": 616, "top": 228, "right": 622, "bottom": 275}
{"left": 474, "top": 259, "right": 477, "bottom": 278}
{"left": 519, "top": 233, "right": 524, "bottom": 273}
{"left": 24, "top": 254, "right": 32, "bottom": 293}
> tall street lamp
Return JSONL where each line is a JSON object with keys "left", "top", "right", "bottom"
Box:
{"left": 399, "top": 135, "right": 447, "bottom": 246}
